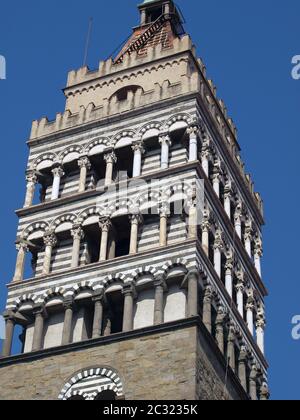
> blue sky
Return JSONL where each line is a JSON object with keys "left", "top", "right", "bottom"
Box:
{"left": 0, "top": 0, "right": 299, "bottom": 400}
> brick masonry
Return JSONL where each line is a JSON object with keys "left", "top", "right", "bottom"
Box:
{"left": 0, "top": 321, "right": 246, "bottom": 400}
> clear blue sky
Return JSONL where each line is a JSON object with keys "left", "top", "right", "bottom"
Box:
{"left": 0, "top": 0, "right": 299, "bottom": 400}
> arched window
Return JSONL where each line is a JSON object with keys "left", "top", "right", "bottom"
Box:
{"left": 94, "top": 390, "right": 116, "bottom": 401}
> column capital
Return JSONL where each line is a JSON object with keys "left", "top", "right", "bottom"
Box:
{"left": 154, "top": 276, "right": 168, "bottom": 292}
{"left": 3, "top": 310, "right": 16, "bottom": 323}
{"left": 187, "top": 124, "right": 200, "bottom": 138}
{"left": 16, "top": 239, "right": 29, "bottom": 252}
{"left": 216, "top": 305, "right": 227, "bottom": 326}
{"left": 51, "top": 164, "right": 65, "bottom": 178}
{"left": 260, "top": 382, "right": 270, "bottom": 400}
{"left": 158, "top": 132, "right": 172, "bottom": 146}
{"left": 129, "top": 213, "right": 143, "bottom": 226}
{"left": 103, "top": 149, "right": 117, "bottom": 164}
{"left": 122, "top": 283, "right": 137, "bottom": 299}
{"left": 246, "top": 289, "right": 255, "bottom": 311}
{"left": 32, "top": 304, "right": 46, "bottom": 317}
{"left": 78, "top": 155, "right": 91, "bottom": 170}
{"left": 213, "top": 229, "right": 224, "bottom": 251}
{"left": 224, "top": 180, "right": 233, "bottom": 197}
{"left": 99, "top": 217, "right": 112, "bottom": 233}
{"left": 238, "top": 345, "right": 248, "bottom": 362}
{"left": 182, "top": 269, "right": 199, "bottom": 289}
{"left": 235, "top": 276, "right": 245, "bottom": 293}
{"left": 225, "top": 250, "right": 234, "bottom": 272}
{"left": 234, "top": 201, "right": 243, "bottom": 221}
{"left": 244, "top": 219, "right": 253, "bottom": 241}
{"left": 204, "top": 285, "right": 213, "bottom": 303}
{"left": 256, "top": 306, "right": 266, "bottom": 329}
{"left": 92, "top": 289, "right": 105, "bottom": 303}
{"left": 254, "top": 236, "right": 263, "bottom": 257}
{"left": 201, "top": 209, "right": 211, "bottom": 231}
{"left": 71, "top": 225, "right": 84, "bottom": 240}
{"left": 63, "top": 297, "right": 74, "bottom": 311}
{"left": 26, "top": 169, "right": 38, "bottom": 184}
{"left": 159, "top": 202, "right": 171, "bottom": 218}
{"left": 43, "top": 231, "right": 57, "bottom": 248}
{"left": 228, "top": 324, "right": 237, "bottom": 342}
{"left": 250, "top": 364, "right": 258, "bottom": 380}
{"left": 132, "top": 140, "right": 145, "bottom": 154}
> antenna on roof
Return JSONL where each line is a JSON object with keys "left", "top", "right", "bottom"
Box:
{"left": 83, "top": 17, "right": 93, "bottom": 66}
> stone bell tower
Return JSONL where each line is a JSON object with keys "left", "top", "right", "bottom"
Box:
{"left": 0, "top": 0, "right": 269, "bottom": 400}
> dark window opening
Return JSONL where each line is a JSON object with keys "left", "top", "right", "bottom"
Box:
{"left": 83, "top": 224, "right": 101, "bottom": 264}
{"left": 115, "top": 86, "right": 141, "bottom": 102}
{"left": 89, "top": 154, "right": 106, "bottom": 189}
{"left": 115, "top": 146, "right": 133, "bottom": 181}
{"left": 94, "top": 390, "right": 116, "bottom": 401}
{"left": 146, "top": 6, "right": 163, "bottom": 23}
{"left": 112, "top": 216, "right": 131, "bottom": 258}
{"left": 105, "top": 290, "right": 124, "bottom": 335}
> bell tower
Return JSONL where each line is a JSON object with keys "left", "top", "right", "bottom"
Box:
{"left": 0, "top": 0, "right": 269, "bottom": 400}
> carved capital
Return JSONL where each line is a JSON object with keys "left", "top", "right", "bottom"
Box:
{"left": 159, "top": 202, "right": 171, "bottom": 218}
{"left": 52, "top": 165, "right": 65, "bottom": 178}
{"left": 213, "top": 229, "right": 224, "bottom": 251}
{"left": 26, "top": 170, "right": 38, "bottom": 185}
{"left": 43, "top": 232, "right": 57, "bottom": 248}
{"left": 122, "top": 283, "right": 137, "bottom": 299}
{"left": 16, "top": 240, "right": 29, "bottom": 253}
{"left": 256, "top": 306, "right": 266, "bottom": 329}
{"left": 159, "top": 133, "right": 172, "bottom": 147}
{"left": 104, "top": 150, "right": 117, "bottom": 165}
{"left": 254, "top": 236, "right": 263, "bottom": 257}
{"left": 78, "top": 156, "right": 91, "bottom": 170}
{"left": 216, "top": 306, "right": 227, "bottom": 326}
{"left": 204, "top": 285, "right": 213, "bottom": 303}
{"left": 99, "top": 217, "right": 112, "bottom": 233}
{"left": 132, "top": 140, "right": 145, "bottom": 154}
{"left": 129, "top": 213, "right": 143, "bottom": 226}
{"left": 234, "top": 201, "right": 243, "bottom": 221}
{"left": 71, "top": 225, "right": 84, "bottom": 240}
{"left": 225, "top": 251, "right": 234, "bottom": 273}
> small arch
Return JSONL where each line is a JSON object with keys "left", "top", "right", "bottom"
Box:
{"left": 85, "top": 137, "right": 111, "bottom": 157}
{"left": 14, "top": 293, "right": 39, "bottom": 312}
{"left": 22, "top": 222, "right": 49, "bottom": 240}
{"left": 33, "top": 153, "right": 57, "bottom": 171}
{"left": 59, "top": 145, "right": 83, "bottom": 165}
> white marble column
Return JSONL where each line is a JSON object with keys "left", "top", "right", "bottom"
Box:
{"left": 24, "top": 170, "right": 38, "bottom": 208}
{"left": 2, "top": 312, "right": 15, "bottom": 357}
{"left": 187, "top": 124, "right": 199, "bottom": 162}
{"left": 234, "top": 202, "right": 243, "bottom": 239}
{"left": 13, "top": 240, "right": 28, "bottom": 283}
{"left": 224, "top": 182, "right": 232, "bottom": 220}
{"left": 235, "top": 271, "right": 245, "bottom": 318}
{"left": 225, "top": 251, "right": 234, "bottom": 298}
{"left": 200, "top": 138, "right": 211, "bottom": 177}
{"left": 122, "top": 284, "right": 136, "bottom": 332}
{"left": 132, "top": 141, "right": 145, "bottom": 178}
{"left": 42, "top": 232, "right": 57, "bottom": 276}
{"left": 159, "top": 133, "right": 172, "bottom": 170}
{"left": 51, "top": 165, "right": 65, "bottom": 200}
{"left": 254, "top": 237, "right": 263, "bottom": 277}
{"left": 256, "top": 306, "right": 266, "bottom": 354}
{"left": 129, "top": 214, "right": 142, "bottom": 255}
{"left": 201, "top": 209, "right": 210, "bottom": 257}
{"left": 78, "top": 156, "right": 91, "bottom": 193}
{"left": 213, "top": 229, "right": 223, "bottom": 278}
{"left": 212, "top": 161, "right": 222, "bottom": 198}
{"left": 246, "top": 290, "right": 255, "bottom": 336}
{"left": 188, "top": 197, "right": 197, "bottom": 239}
{"left": 99, "top": 218, "right": 111, "bottom": 262}
{"left": 244, "top": 220, "right": 253, "bottom": 258}
{"left": 159, "top": 203, "right": 170, "bottom": 247}
{"left": 71, "top": 225, "right": 84, "bottom": 268}
{"left": 104, "top": 150, "right": 117, "bottom": 186}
